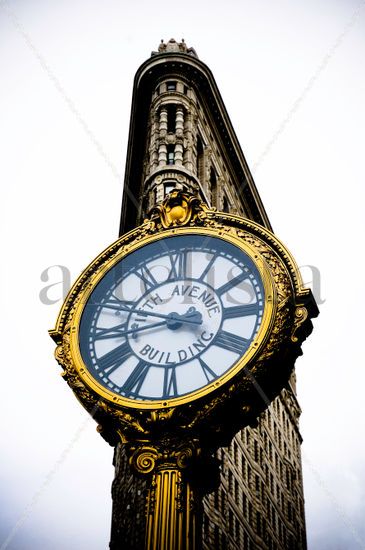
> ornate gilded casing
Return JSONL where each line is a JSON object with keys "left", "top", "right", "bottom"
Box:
{"left": 49, "top": 191, "right": 318, "bottom": 452}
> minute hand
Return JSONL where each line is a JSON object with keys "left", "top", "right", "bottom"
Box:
{"left": 105, "top": 304, "right": 202, "bottom": 325}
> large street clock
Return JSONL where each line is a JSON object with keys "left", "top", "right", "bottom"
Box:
{"left": 50, "top": 191, "right": 317, "bottom": 444}
{"left": 78, "top": 232, "right": 271, "bottom": 407}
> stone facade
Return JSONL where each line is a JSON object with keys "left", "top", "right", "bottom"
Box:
{"left": 201, "top": 381, "right": 306, "bottom": 549}
{"left": 111, "top": 40, "right": 306, "bottom": 549}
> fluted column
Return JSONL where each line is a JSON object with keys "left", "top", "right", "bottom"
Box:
{"left": 127, "top": 442, "right": 201, "bottom": 550}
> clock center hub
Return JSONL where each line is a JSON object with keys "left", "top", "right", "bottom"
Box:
{"left": 127, "top": 280, "right": 222, "bottom": 366}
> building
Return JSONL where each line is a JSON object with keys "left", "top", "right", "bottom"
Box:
{"left": 110, "top": 39, "right": 306, "bottom": 550}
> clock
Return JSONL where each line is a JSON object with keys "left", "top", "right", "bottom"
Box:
{"left": 51, "top": 190, "right": 316, "bottom": 440}
{"left": 70, "top": 230, "right": 274, "bottom": 408}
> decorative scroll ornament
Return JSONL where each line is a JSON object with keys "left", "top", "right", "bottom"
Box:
{"left": 291, "top": 306, "right": 309, "bottom": 342}
{"left": 49, "top": 190, "right": 318, "bottom": 454}
{"left": 149, "top": 190, "right": 208, "bottom": 228}
{"left": 129, "top": 438, "right": 201, "bottom": 476}
{"left": 130, "top": 446, "right": 159, "bottom": 475}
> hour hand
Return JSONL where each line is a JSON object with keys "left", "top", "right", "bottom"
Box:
{"left": 166, "top": 307, "right": 203, "bottom": 330}
{"left": 182, "top": 306, "right": 202, "bottom": 324}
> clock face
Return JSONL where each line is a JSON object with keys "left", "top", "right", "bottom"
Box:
{"left": 78, "top": 234, "right": 266, "bottom": 404}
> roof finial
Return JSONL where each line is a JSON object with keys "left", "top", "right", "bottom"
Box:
{"left": 153, "top": 38, "right": 198, "bottom": 58}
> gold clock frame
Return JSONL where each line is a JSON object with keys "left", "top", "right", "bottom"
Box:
{"left": 50, "top": 190, "right": 317, "bottom": 445}
{"left": 68, "top": 226, "right": 275, "bottom": 410}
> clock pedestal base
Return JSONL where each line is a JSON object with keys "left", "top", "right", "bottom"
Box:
{"left": 145, "top": 465, "right": 199, "bottom": 550}
{"left": 125, "top": 440, "right": 220, "bottom": 550}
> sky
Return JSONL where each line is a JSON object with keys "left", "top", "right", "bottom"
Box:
{"left": 1, "top": 0, "right": 365, "bottom": 548}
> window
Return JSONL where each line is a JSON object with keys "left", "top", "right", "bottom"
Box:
{"left": 167, "top": 105, "right": 176, "bottom": 133}
{"left": 254, "top": 440, "right": 259, "bottom": 461}
{"left": 164, "top": 181, "right": 175, "bottom": 196}
{"left": 221, "top": 491, "right": 226, "bottom": 513}
{"left": 242, "top": 491, "right": 247, "bottom": 516}
{"left": 197, "top": 135, "right": 204, "bottom": 182}
{"left": 272, "top": 507, "right": 276, "bottom": 532}
{"left": 209, "top": 166, "right": 217, "bottom": 204}
{"left": 214, "top": 526, "right": 220, "bottom": 547}
{"left": 233, "top": 441, "right": 238, "bottom": 463}
{"left": 248, "top": 502, "right": 252, "bottom": 524}
{"left": 203, "top": 513, "right": 209, "bottom": 537}
{"left": 255, "top": 474, "right": 260, "bottom": 494}
{"left": 141, "top": 195, "right": 149, "bottom": 217}
{"left": 228, "top": 509, "right": 234, "bottom": 535}
{"left": 183, "top": 85, "right": 188, "bottom": 95}
{"left": 223, "top": 195, "right": 229, "bottom": 213}
{"left": 214, "top": 488, "right": 220, "bottom": 509}
{"left": 167, "top": 145, "right": 175, "bottom": 165}
{"left": 166, "top": 81, "right": 176, "bottom": 91}
{"left": 256, "top": 512, "right": 262, "bottom": 536}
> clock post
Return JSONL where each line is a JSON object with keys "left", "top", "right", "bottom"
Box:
{"left": 126, "top": 438, "right": 217, "bottom": 550}
{"left": 50, "top": 191, "right": 317, "bottom": 550}
{"left": 50, "top": 40, "right": 318, "bottom": 550}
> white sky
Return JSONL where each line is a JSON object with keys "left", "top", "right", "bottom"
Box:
{"left": 1, "top": 1, "right": 365, "bottom": 548}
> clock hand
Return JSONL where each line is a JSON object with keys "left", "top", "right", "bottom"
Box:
{"left": 181, "top": 306, "right": 203, "bottom": 324}
{"left": 103, "top": 303, "right": 203, "bottom": 325}
{"left": 165, "top": 307, "right": 203, "bottom": 330}
{"left": 96, "top": 320, "right": 168, "bottom": 340}
{"left": 96, "top": 305, "right": 204, "bottom": 341}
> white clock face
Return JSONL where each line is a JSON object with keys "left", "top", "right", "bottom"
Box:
{"left": 79, "top": 234, "right": 265, "bottom": 402}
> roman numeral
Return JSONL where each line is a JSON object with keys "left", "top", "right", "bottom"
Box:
{"left": 135, "top": 265, "right": 157, "bottom": 291}
{"left": 98, "top": 342, "right": 132, "bottom": 375}
{"left": 199, "top": 252, "right": 218, "bottom": 281}
{"left": 216, "top": 270, "right": 250, "bottom": 297}
{"left": 94, "top": 323, "right": 128, "bottom": 340}
{"left": 214, "top": 331, "right": 250, "bottom": 355}
{"left": 162, "top": 366, "right": 178, "bottom": 398}
{"left": 222, "top": 303, "right": 259, "bottom": 319}
{"left": 167, "top": 251, "right": 187, "bottom": 280}
{"left": 121, "top": 361, "right": 150, "bottom": 396}
{"left": 199, "top": 358, "right": 217, "bottom": 382}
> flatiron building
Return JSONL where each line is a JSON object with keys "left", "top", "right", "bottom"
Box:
{"left": 110, "top": 39, "right": 306, "bottom": 550}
